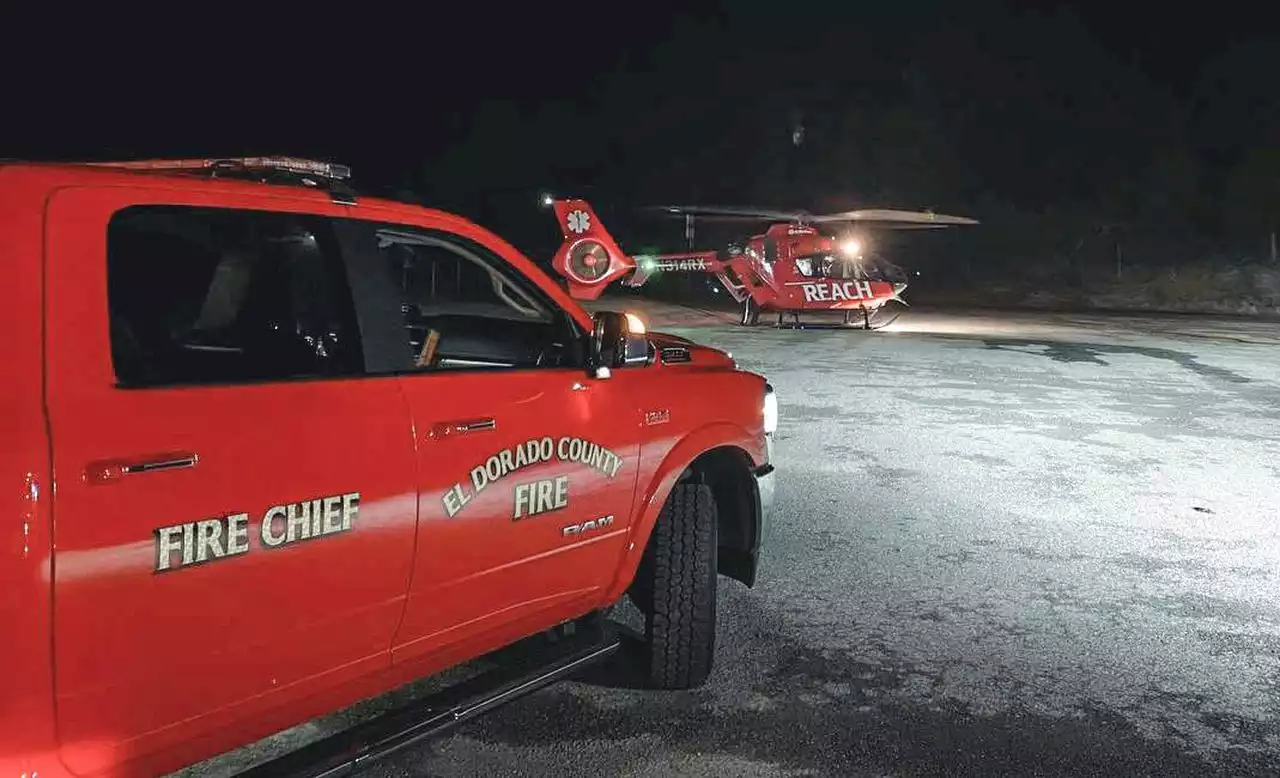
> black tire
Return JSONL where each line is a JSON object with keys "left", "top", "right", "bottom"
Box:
{"left": 638, "top": 482, "right": 718, "bottom": 689}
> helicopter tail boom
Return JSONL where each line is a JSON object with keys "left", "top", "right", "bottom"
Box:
{"left": 546, "top": 198, "right": 742, "bottom": 299}
{"left": 624, "top": 251, "right": 724, "bottom": 288}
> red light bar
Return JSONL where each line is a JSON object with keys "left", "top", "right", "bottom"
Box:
{"left": 86, "top": 156, "right": 351, "bottom": 181}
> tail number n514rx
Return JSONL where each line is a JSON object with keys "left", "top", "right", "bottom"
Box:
{"left": 562, "top": 515, "right": 614, "bottom": 537}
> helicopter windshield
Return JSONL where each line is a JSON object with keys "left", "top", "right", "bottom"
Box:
{"left": 793, "top": 252, "right": 907, "bottom": 283}
{"left": 793, "top": 252, "right": 862, "bottom": 279}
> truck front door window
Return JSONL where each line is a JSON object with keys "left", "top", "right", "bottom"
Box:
{"left": 370, "top": 229, "right": 578, "bottom": 371}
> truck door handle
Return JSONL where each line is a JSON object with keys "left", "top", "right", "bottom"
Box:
{"left": 429, "top": 418, "right": 497, "bottom": 439}
{"left": 85, "top": 452, "right": 199, "bottom": 484}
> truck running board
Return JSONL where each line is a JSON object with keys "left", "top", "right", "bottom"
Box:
{"left": 238, "top": 617, "right": 620, "bottom": 778}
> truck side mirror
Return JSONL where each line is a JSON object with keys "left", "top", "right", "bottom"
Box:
{"left": 587, "top": 311, "right": 652, "bottom": 378}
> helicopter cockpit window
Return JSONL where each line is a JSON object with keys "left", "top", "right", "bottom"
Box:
{"left": 793, "top": 252, "right": 862, "bottom": 280}
{"left": 793, "top": 252, "right": 909, "bottom": 284}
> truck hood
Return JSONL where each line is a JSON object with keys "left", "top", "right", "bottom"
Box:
{"left": 649, "top": 330, "right": 735, "bottom": 368}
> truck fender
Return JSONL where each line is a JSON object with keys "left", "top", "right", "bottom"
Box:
{"left": 604, "top": 421, "right": 764, "bottom": 603}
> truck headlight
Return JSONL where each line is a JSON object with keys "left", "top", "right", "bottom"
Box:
{"left": 763, "top": 384, "right": 777, "bottom": 434}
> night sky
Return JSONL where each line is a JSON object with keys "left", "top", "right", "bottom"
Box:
{"left": 4, "top": 3, "right": 1277, "bottom": 273}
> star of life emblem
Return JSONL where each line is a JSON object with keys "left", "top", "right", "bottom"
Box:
{"left": 567, "top": 209, "right": 590, "bottom": 234}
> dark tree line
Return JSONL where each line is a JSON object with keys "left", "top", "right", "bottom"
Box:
{"left": 3, "top": 1, "right": 1272, "bottom": 297}
{"left": 390, "top": 5, "right": 1277, "bottom": 290}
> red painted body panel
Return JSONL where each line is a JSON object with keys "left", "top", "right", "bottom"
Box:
{"left": 388, "top": 367, "right": 643, "bottom": 660}
{"left": 0, "top": 164, "right": 770, "bottom": 778}
{"left": 0, "top": 169, "right": 62, "bottom": 778}
{"left": 604, "top": 372, "right": 769, "bottom": 604}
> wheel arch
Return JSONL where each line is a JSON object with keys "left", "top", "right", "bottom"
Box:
{"left": 683, "top": 446, "right": 761, "bottom": 587}
{"left": 605, "top": 422, "right": 766, "bottom": 602}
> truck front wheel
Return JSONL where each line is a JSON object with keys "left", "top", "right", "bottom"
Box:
{"left": 634, "top": 481, "right": 718, "bottom": 689}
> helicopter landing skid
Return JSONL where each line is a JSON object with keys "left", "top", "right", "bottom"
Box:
{"left": 765, "top": 303, "right": 903, "bottom": 331}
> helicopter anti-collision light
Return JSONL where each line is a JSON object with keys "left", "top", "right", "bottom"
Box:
{"left": 840, "top": 239, "right": 862, "bottom": 256}
{"left": 540, "top": 192, "right": 555, "bottom": 208}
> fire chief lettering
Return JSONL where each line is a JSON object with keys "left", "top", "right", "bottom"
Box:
{"left": 442, "top": 436, "right": 624, "bottom": 518}
{"left": 153, "top": 491, "right": 360, "bottom": 573}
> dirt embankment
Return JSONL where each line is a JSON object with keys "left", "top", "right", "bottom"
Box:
{"left": 913, "top": 263, "right": 1280, "bottom": 318}
{"left": 578, "top": 263, "right": 1280, "bottom": 326}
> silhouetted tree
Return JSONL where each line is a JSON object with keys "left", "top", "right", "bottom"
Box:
{"left": 1223, "top": 145, "right": 1280, "bottom": 258}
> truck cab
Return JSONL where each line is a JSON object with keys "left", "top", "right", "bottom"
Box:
{"left": 0, "top": 158, "right": 775, "bottom": 778}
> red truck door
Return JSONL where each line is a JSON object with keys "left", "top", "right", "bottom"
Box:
{"left": 335, "top": 218, "right": 642, "bottom": 658}
{"left": 43, "top": 190, "right": 419, "bottom": 773}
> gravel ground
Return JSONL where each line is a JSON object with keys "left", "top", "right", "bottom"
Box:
{"left": 183, "top": 305, "right": 1280, "bottom": 777}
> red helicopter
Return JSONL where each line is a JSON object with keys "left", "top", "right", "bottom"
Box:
{"left": 546, "top": 197, "right": 978, "bottom": 328}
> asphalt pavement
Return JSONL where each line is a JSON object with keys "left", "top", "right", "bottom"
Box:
{"left": 188, "top": 304, "right": 1280, "bottom": 777}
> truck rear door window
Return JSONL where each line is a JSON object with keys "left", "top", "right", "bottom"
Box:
{"left": 107, "top": 205, "right": 364, "bottom": 387}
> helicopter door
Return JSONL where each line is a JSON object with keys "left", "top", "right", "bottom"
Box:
{"left": 763, "top": 236, "right": 778, "bottom": 264}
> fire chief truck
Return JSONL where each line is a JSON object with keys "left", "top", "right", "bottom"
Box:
{"left": 0, "top": 157, "right": 776, "bottom": 777}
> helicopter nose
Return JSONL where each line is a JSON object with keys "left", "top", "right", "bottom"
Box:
{"left": 893, "top": 282, "right": 908, "bottom": 294}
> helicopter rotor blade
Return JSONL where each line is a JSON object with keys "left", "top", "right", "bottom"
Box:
{"left": 642, "top": 204, "right": 980, "bottom": 228}
{"left": 644, "top": 204, "right": 810, "bottom": 222}
{"left": 811, "top": 208, "right": 979, "bottom": 228}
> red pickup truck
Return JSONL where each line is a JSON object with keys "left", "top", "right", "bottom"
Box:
{"left": 0, "top": 157, "right": 776, "bottom": 777}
